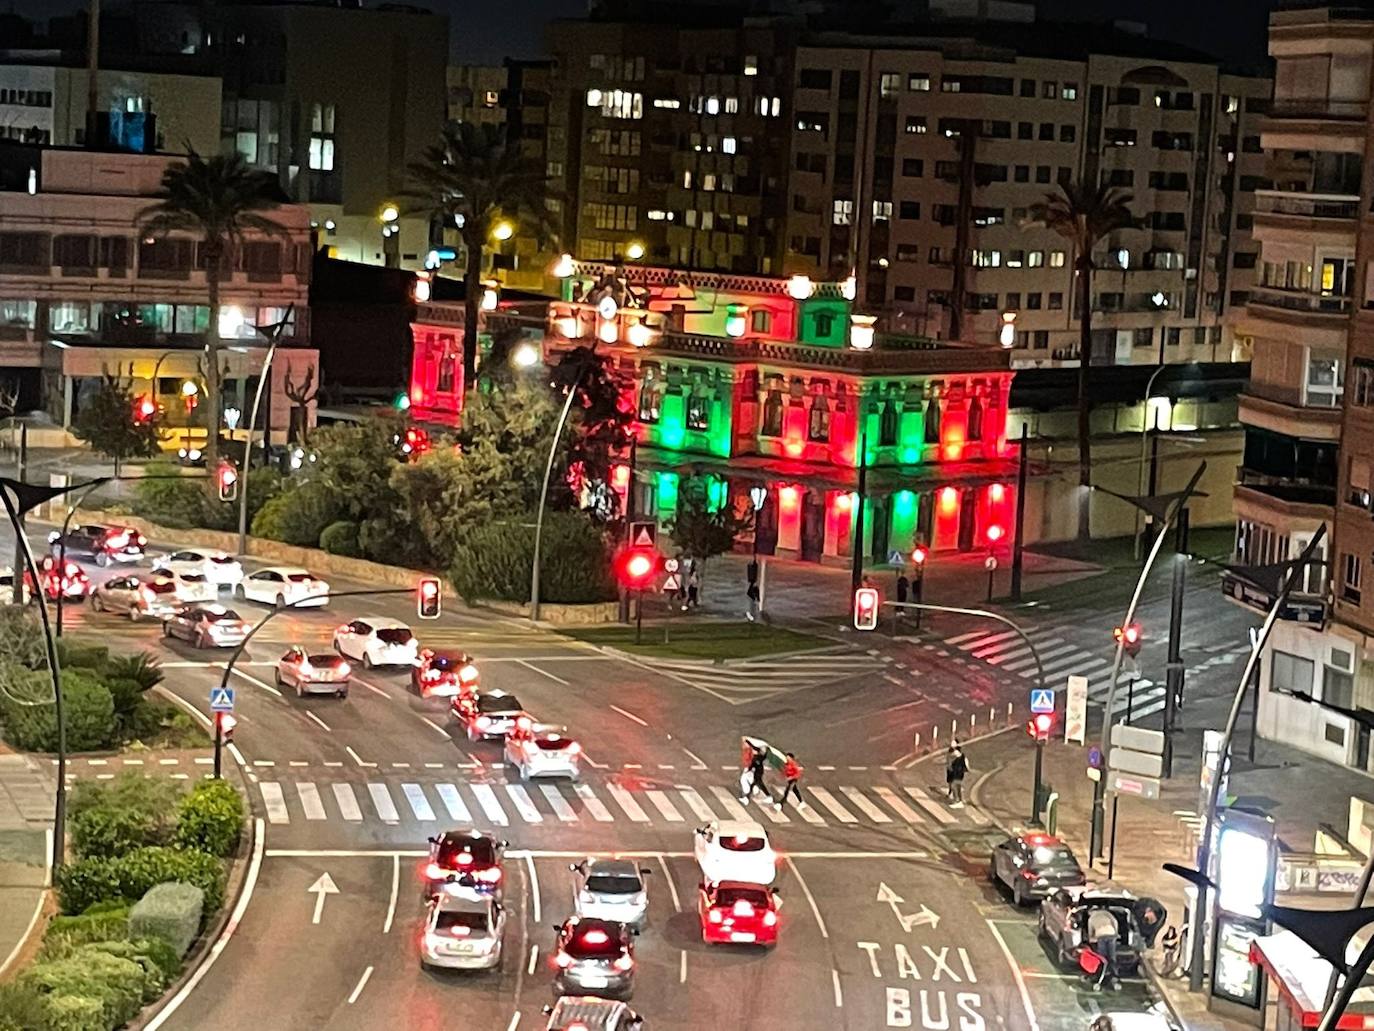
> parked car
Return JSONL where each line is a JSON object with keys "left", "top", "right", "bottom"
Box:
{"left": 48, "top": 524, "right": 146, "bottom": 566}
{"left": 237, "top": 567, "right": 330, "bottom": 609}
{"left": 989, "top": 832, "right": 1086, "bottom": 906}
{"left": 162, "top": 605, "right": 252, "bottom": 649}
{"left": 1038, "top": 886, "right": 1143, "bottom": 974}
{"left": 90, "top": 575, "right": 180, "bottom": 620}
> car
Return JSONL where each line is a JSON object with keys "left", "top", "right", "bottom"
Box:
{"left": 161, "top": 569, "right": 218, "bottom": 605}
{"left": 419, "top": 890, "right": 506, "bottom": 971}
{"left": 1037, "top": 886, "right": 1144, "bottom": 974}
{"left": 989, "top": 832, "right": 1087, "bottom": 906}
{"left": 570, "top": 859, "right": 651, "bottom": 931}
{"left": 411, "top": 648, "right": 479, "bottom": 698}
{"left": 162, "top": 605, "right": 252, "bottom": 648}
{"left": 90, "top": 575, "right": 180, "bottom": 620}
{"left": 151, "top": 549, "right": 243, "bottom": 587}
{"left": 275, "top": 647, "right": 351, "bottom": 698}
{"left": 552, "top": 917, "right": 636, "bottom": 1000}
{"left": 697, "top": 880, "right": 781, "bottom": 946}
{"left": 505, "top": 721, "right": 581, "bottom": 780}
{"left": 332, "top": 616, "right": 418, "bottom": 669}
{"left": 0, "top": 568, "right": 31, "bottom": 603}
{"left": 424, "top": 830, "right": 507, "bottom": 899}
{"left": 237, "top": 567, "right": 330, "bottom": 609}
{"left": 452, "top": 690, "right": 529, "bottom": 741}
{"left": 175, "top": 445, "right": 205, "bottom": 466}
{"left": 28, "top": 556, "right": 90, "bottom": 601}
{"left": 693, "top": 820, "right": 777, "bottom": 886}
{"left": 47, "top": 524, "right": 146, "bottom": 566}
{"left": 543, "top": 997, "right": 645, "bottom": 1031}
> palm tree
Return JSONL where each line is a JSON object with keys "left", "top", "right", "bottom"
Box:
{"left": 407, "top": 122, "right": 560, "bottom": 391}
{"left": 1025, "top": 182, "right": 1137, "bottom": 539}
{"left": 139, "top": 150, "right": 284, "bottom": 474}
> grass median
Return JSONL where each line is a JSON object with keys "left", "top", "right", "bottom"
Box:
{"left": 565, "top": 621, "right": 834, "bottom": 661}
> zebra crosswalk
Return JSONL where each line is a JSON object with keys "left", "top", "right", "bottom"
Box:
{"left": 943, "top": 626, "right": 1166, "bottom": 724}
{"left": 640, "top": 649, "right": 889, "bottom": 704}
{"left": 250, "top": 775, "right": 988, "bottom": 832}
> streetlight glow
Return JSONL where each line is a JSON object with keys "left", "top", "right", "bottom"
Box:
{"left": 492, "top": 221, "right": 514, "bottom": 241}
{"left": 180, "top": 380, "right": 199, "bottom": 397}
{"left": 381, "top": 204, "right": 399, "bottom": 223}
{"left": 513, "top": 342, "right": 541, "bottom": 368}
{"left": 552, "top": 253, "right": 575, "bottom": 278}
{"left": 625, "top": 241, "right": 645, "bottom": 261}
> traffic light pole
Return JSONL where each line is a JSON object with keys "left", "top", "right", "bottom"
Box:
{"left": 1030, "top": 737, "right": 1045, "bottom": 826}
{"left": 212, "top": 715, "right": 223, "bottom": 779}
{"left": 635, "top": 588, "right": 644, "bottom": 645}
{"left": 1163, "top": 508, "right": 1189, "bottom": 778}
{"left": 850, "top": 421, "right": 868, "bottom": 595}
{"left": 1011, "top": 423, "right": 1028, "bottom": 602}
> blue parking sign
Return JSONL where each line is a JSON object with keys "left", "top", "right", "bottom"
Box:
{"left": 209, "top": 687, "right": 235, "bottom": 712}
{"left": 1029, "top": 688, "right": 1054, "bottom": 714}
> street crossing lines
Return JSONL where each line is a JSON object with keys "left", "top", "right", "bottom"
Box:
{"left": 905, "top": 787, "right": 956, "bottom": 825}
{"left": 707, "top": 785, "right": 753, "bottom": 821}
{"left": 505, "top": 785, "right": 543, "bottom": 823}
{"left": 677, "top": 787, "right": 716, "bottom": 822}
{"left": 574, "top": 783, "right": 614, "bottom": 822}
{"left": 607, "top": 784, "right": 651, "bottom": 823}
{"left": 840, "top": 786, "right": 891, "bottom": 823}
{"left": 873, "top": 786, "right": 924, "bottom": 824}
{"left": 333, "top": 783, "right": 363, "bottom": 821}
{"left": 260, "top": 782, "right": 289, "bottom": 824}
{"left": 401, "top": 783, "right": 436, "bottom": 822}
{"left": 471, "top": 784, "right": 509, "bottom": 826}
{"left": 297, "top": 782, "right": 327, "bottom": 821}
{"left": 644, "top": 790, "right": 684, "bottom": 822}
{"left": 368, "top": 783, "right": 400, "bottom": 823}
{"left": 435, "top": 783, "right": 470, "bottom": 822}
{"left": 539, "top": 784, "right": 578, "bottom": 822}
{"left": 807, "top": 786, "right": 858, "bottom": 823}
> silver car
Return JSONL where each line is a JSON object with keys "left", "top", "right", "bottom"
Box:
{"left": 419, "top": 891, "right": 505, "bottom": 971}
{"left": 162, "top": 605, "right": 252, "bottom": 649}
{"left": 544, "top": 997, "right": 645, "bottom": 1031}
{"left": 90, "top": 575, "right": 180, "bottom": 620}
{"left": 571, "top": 859, "right": 651, "bottom": 931}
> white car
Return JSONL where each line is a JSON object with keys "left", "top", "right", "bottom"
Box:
{"left": 419, "top": 891, "right": 506, "bottom": 971}
{"left": 162, "top": 569, "right": 218, "bottom": 604}
{"left": 332, "top": 616, "right": 418, "bottom": 669}
{"left": 504, "top": 722, "right": 581, "bottom": 781}
{"left": 152, "top": 549, "right": 244, "bottom": 587}
{"left": 693, "top": 820, "right": 777, "bottom": 886}
{"left": 237, "top": 567, "right": 330, "bottom": 609}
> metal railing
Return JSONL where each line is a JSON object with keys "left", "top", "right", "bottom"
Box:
{"left": 1248, "top": 286, "right": 1352, "bottom": 316}
{"left": 1254, "top": 190, "right": 1360, "bottom": 220}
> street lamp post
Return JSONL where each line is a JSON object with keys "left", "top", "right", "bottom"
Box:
{"left": 236, "top": 306, "right": 294, "bottom": 557}
{"left": 850, "top": 416, "right": 869, "bottom": 595}
{"left": 529, "top": 370, "right": 585, "bottom": 623}
{"left": 1134, "top": 365, "right": 1176, "bottom": 560}
{"left": 54, "top": 478, "right": 112, "bottom": 637}
{"left": 749, "top": 485, "right": 767, "bottom": 620}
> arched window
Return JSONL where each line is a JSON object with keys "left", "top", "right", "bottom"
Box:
{"left": 967, "top": 393, "right": 984, "bottom": 441}
{"left": 924, "top": 391, "right": 941, "bottom": 443}
{"left": 808, "top": 395, "right": 831, "bottom": 442}
{"left": 879, "top": 400, "right": 899, "bottom": 446}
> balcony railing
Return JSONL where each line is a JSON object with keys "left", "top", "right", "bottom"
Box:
{"left": 1254, "top": 190, "right": 1360, "bottom": 220}
{"left": 1266, "top": 98, "right": 1368, "bottom": 121}
{"left": 1248, "top": 287, "right": 1352, "bottom": 316}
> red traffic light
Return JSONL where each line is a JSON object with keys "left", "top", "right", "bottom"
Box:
{"left": 616, "top": 548, "right": 659, "bottom": 590}
{"left": 1113, "top": 623, "right": 1143, "bottom": 656}
{"left": 853, "top": 586, "right": 880, "bottom": 631}
{"left": 1027, "top": 712, "right": 1053, "bottom": 741}
{"left": 133, "top": 395, "right": 156, "bottom": 423}
{"left": 986, "top": 524, "right": 1005, "bottom": 544}
{"left": 417, "top": 577, "right": 442, "bottom": 619}
{"left": 911, "top": 544, "right": 928, "bottom": 566}
{"left": 217, "top": 711, "right": 237, "bottom": 741}
{"left": 217, "top": 462, "right": 239, "bottom": 502}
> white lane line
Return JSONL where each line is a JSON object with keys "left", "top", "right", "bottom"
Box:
{"left": 471, "top": 783, "right": 510, "bottom": 825}
{"left": 527, "top": 945, "right": 539, "bottom": 976}
{"left": 230, "top": 666, "right": 282, "bottom": 698}
{"left": 259, "top": 782, "right": 289, "bottom": 824}
{"left": 840, "top": 787, "right": 891, "bottom": 823}
{"left": 574, "top": 784, "right": 614, "bottom": 822}
{"left": 517, "top": 658, "right": 570, "bottom": 686}
{"left": 505, "top": 785, "right": 543, "bottom": 823}
{"left": 788, "top": 797, "right": 826, "bottom": 825}
{"left": 304, "top": 711, "right": 331, "bottom": 733}
{"left": 345, "top": 746, "right": 376, "bottom": 768}
{"left": 524, "top": 853, "right": 542, "bottom": 922}
{"left": 832, "top": 969, "right": 843, "bottom": 1008}
{"left": 383, "top": 854, "right": 399, "bottom": 934}
{"left": 681, "top": 747, "right": 709, "bottom": 769}
{"left": 539, "top": 784, "right": 578, "bottom": 822}
{"left": 296, "top": 782, "right": 326, "bottom": 820}
{"left": 807, "top": 787, "right": 858, "bottom": 824}
{"left": 419, "top": 716, "right": 450, "bottom": 738}
{"left": 609, "top": 704, "right": 648, "bottom": 726}
{"left": 707, "top": 785, "right": 752, "bottom": 821}
{"left": 784, "top": 857, "right": 828, "bottom": 939}
{"left": 367, "top": 783, "right": 400, "bottom": 824}
{"left": 656, "top": 855, "right": 682, "bottom": 911}
{"left": 356, "top": 678, "right": 390, "bottom": 699}
{"left": 402, "top": 783, "right": 437, "bottom": 821}
{"left": 645, "top": 790, "right": 684, "bottom": 822}
{"left": 905, "top": 786, "right": 956, "bottom": 826}
{"left": 435, "top": 783, "right": 471, "bottom": 821}
{"left": 873, "top": 786, "right": 924, "bottom": 824}
{"left": 944, "top": 630, "right": 987, "bottom": 646}
{"left": 677, "top": 787, "right": 718, "bottom": 822}
{"left": 506, "top": 1014, "right": 521, "bottom": 1031}
{"left": 680, "top": 950, "right": 687, "bottom": 983}
{"left": 987, "top": 919, "right": 1041, "bottom": 1031}
{"left": 606, "top": 784, "right": 650, "bottom": 822}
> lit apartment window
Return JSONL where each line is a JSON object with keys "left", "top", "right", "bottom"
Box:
{"left": 908, "top": 73, "right": 930, "bottom": 92}
{"left": 971, "top": 250, "right": 1001, "bottom": 268}
{"left": 880, "top": 73, "right": 901, "bottom": 98}
{"left": 1027, "top": 251, "right": 1044, "bottom": 268}
{"left": 706, "top": 96, "right": 720, "bottom": 115}
{"left": 872, "top": 200, "right": 892, "bottom": 222}
{"left": 725, "top": 96, "right": 739, "bottom": 113}
{"left": 744, "top": 55, "right": 758, "bottom": 76}
{"left": 904, "top": 116, "right": 927, "bottom": 135}
{"left": 1061, "top": 83, "right": 1078, "bottom": 100}
{"left": 653, "top": 98, "right": 681, "bottom": 109}
{"left": 483, "top": 90, "right": 499, "bottom": 107}
{"left": 682, "top": 170, "right": 692, "bottom": 189}
{"left": 1049, "top": 251, "right": 1066, "bottom": 268}
{"left": 1342, "top": 552, "right": 1362, "bottom": 605}
{"left": 941, "top": 78, "right": 961, "bottom": 93}
{"left": 832, "top": 199, "right": 853, "bottom": 225}
{"left": 722, "top": 136, "right": 737, "bottom": 154}
{"left": 1305, "top": 353, "right": 1344, "bottom": 407}
{"left": 308, "top": 103, "right": 335, "bottom": 171}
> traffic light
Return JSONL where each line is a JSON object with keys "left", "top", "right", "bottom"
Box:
{"left": 853, "top": 587, "right": 880, "bottom": 631}
{"left": 615, "top": 548, "right": 659, "bottom": 591}
{"left": 133, "top": 395, "right": 156, "bottom": 424}
{"left": 1113, "top": 623, "right": 1143, "bottom": 658}
{"left": 911, "top": 544, "right": 928, "bottom": 569}
{"left": 216, "top": 463, "right": 238, "bottom": 502}
{"left": 417, "top": 577, "right": 442, "bottom": 619}
{"left": 986, "top": 524, "right": 1005, "bottom": 545}
{"left": 400, "top": 427, "right": 431, "bottom": 457}
{"left": 217, "top": 711, "right": 237, "bottom": 743}
{"left": 1026, "top": 712, "right": 1053, "bottom": 742}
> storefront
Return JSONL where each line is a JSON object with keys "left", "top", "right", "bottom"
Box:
{"left": 1251, "top": 930, "right": 1374, "bottom": 1029}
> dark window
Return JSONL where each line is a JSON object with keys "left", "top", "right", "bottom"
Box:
{"left": 761, "top": 391, "right": 783, "bottom": 436}
{"left": 923, "top": 395, "right": 940, "bottom": 443}
{"left": 798, "top": 69, "right": 832, "bottom": 90}
{"left": 901, "top": 158, "right": 923, "bottom": 177}
{"left": 53, "top": 235, "right": 96, "bottom": 268}
{"left": 1035, "top": 166, "right": 1051, "bottom": 184}
{"left": 1048, "top": 292, "right": 1063, "bottom": 310}
{"left": 893, "top": 286, "right": 915, "bottom": 302}
{"left": 1017, "top": 121, "right": 1033, "bottom": 140}
{"left": 899, "top": 201, "right": 920, "bottom": 220}
{"left": 807, "top": 397, "right": 830, "bottom": 442}
{"left": 968, "top": 395, "right": 984, "bottom": 440}
{"left": 879, "top": 401, "right": 898, "bottom": 446}
{"left": 100, "top": 237, "right": 129, "bottom": 270}
{"left": 686, "top": 390, "right": 710, "bottom": 431}
{"left": 814, "top": 311, "right": 834, "bottom": 336}
{"left": 1039, "top": 122, "right": 1054, "bottom": 141}
{"left": 0, "top": 232, "right": 48, "bottom": 267}
{"left": 1059, "top": 125, "right": 1075, "bottom": 143}
{"left": 1014, "top": 165, "right": 1029, "bottom": 182}
{"left": 1233, "top": 252, "right": 1257, "bottom": 270}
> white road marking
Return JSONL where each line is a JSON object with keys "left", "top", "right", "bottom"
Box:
{"left": 304, "top": 711, "right": 331, "bottom": 733}
{"left": 231, "top": 667, "right": 282, "bottom": 698}
{"left": 517, "top": 659, "right": 569, "bottom": 686}
{"left": 259, "top": 782, "right": 288, "bottom": 824}
{"left": 840, "top": 787, "right": 891, "bottom": 823}
{"left": 524, "top": 853, "right": 542, "bottom": 922}
{"left": 332, "top": 783, "right": 362, "bottom": 821}
{"left": 987, "top": 919, "right": 1041, "bottom": 1031}
{"left": 680, "top": 951, "right": 687, "bottom": 984}
{"left": 832, "top": 969, "right": 843, "bottom": 1008}
{"left": 655, "top": 855, "right": 682, "bottom": 911}
{"left": 471, "top": 784, "right": 509, "bottom": 825}
{"left": 681, "top": 746, "right": 709, "bottom": 769}
{"left": 539, "top": 784, "right": 578, "bottom": 821}
{"left": 707, "top": 785, "right": 752, "bottom": 821}
{"left": 574, "top": 784, "right": 614, "bottom": 822}
{"left": 609, "top": 704, "right": 648, "bottom": 726}
{"left": 367, "top": 783, "right": 400, "bottom": 823}
{"left": 419, "top": 716, "right": 449, "bottom": 738}
{"left": 346, "top": 965, "right": 373, "bottom": 1005}
{"left": 505, "top": 785, "right": 543, "bottom": 823}
{"left": 402, "top": 783, "right": 436, "bottom": 821}
{"left": 527, "top": 945, "right": 539, "bottom": 976}
{"left": 296, "top": 782, "right": 326, "bottom": 820}
{"left": 506, "top": 1014, "right": 520, "bottom": 1031}
{"left": 645, "top": 790, "right": 684, "bottom": 822}
{"left": 345, "top": 746, "right": 376, "bottom": 768}
{"left": 905, "top": 786, "right": 956, "bottom": 825}
{"left": 252, "top": 760, "right": 275, "bottom": 768}
{"left": 873, "top": 786, "right": 924, "bottom": 824}
{"left": 677, "top": 787, "right": 717, "bottom": 822}
{"left": 808, "top": 787, "right": 858, "bottom": 824}
{"left": 435, "top": 784, "right": 471, "bottom": 821}
{"left": 356, "top": 678, "right": 390, "bottom": 699}
{"left": 788, "top": 798, "right": 826, "bottom": 825}
{"left": 607, "top": 784, "right": 650, "bottom": 822}
{"left": 383, "top": 855, "right": 399, "bottom": 934}
{"left": 784, "top": 857, "right": 828, "bottom": 939}
{"left": 752, "top": 796, "right": 788, "bottom": 824}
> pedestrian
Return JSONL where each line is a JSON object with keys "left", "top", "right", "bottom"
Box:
{"left": 1087, "top": 907, "right": 1121, "bottom": 991}
{"left": 946, "top": 743, "right": 968, "bottom": 808}
{"left": 746, "top": 580, "right": 761, "bottom": 621}
{"left": 896, "top": 573, "right": 910, "bottom": 605}
{"left": 687, "top": 563, "right": 701, "bottom": 609}
{"left": 774, "top": 752, "right": 804, "bottom": 810}
{"left": 740, "top": 743, "right": 768, "bottom": 804}
{"left": 1132, "top": 897, "right": 1168, "bottom": 949}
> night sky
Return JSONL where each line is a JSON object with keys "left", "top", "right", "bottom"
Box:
{"left": 5, "top": 0, "right": 1277, "bottom": 69}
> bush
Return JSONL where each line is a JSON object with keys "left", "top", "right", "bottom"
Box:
{"left": 55, "top": 641, "right": 109, "bottom": 674}
{"left": 174, "top": 780, "right": 243, "bottom": 857}
{"left": 57, "top": 846, "right": 223, "bottom": 916}
{"left": 128, "top": 936, "right": 181, "bottom": 982}
{"left": 0, "top": 981, "right": 49, "bottom": 1031}
{"left": 0, "top": 671, "right": 115, "bottom": 753}
{"left": 41, "top": 908, "right": 129, "bottom": 953}
{"left": 37, "top": 994, "right": 107, "bottom": 1031}
{"left": 450, "top": 512, "right": 617, "bottom": 605}
{"left": 53, "top": 857, "right": 120, "bottom": 915}
{"left": 131, "top": 466, "right": 209, "bottom": 530}
{"left": 20, "top": 951, "right": 146, "bottom": 1029}
{"left": 102, "top": 653, "right": 162, "bottom": 692}
{"left": 250, "top": 480, "right": 342, "bottom": 546}
{"left": 129, "top": 882, "right": 204, "bottom": 958}
{"left": 69, "top": 774, "right": 183, "bottom": 859}
{"left": 318, "top": 520, "right": 361, "bottom": 557}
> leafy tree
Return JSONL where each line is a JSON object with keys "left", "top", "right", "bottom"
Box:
{"left": 1024, "top": 182, "right": 1137, "bottom": 539}
{"left": 666, "top": 479, "right": 754, "bottom": 582}
{"left": 457, "top": 378, "right": 562, "bottom": 514}
{"left": 138, "top": 150, "right": 285, "bottom": 475}
{"left": 407, "top": 122, "right": 560, "bottom": 391}
{"left": 551, "top": 345, "right": 636, "bottom": 523}
{"left": 308, "top": 417, "right": 406, "bottom": 525}
{"left": 449, "top": 512, "right": 616, "bottom": 605}
{"left": 70, "top": 375, "right": 162, "bottom": 475}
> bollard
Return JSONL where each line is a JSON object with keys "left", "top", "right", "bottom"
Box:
{"left": 913, "top": 731, "right": 921, "bottom": 753}
{"left": 932, "top": 725, "right": 939, "bottom": 746}
{"left": 1006, "top": 702, "right": 1013, "bottom": 723}
{"left": 1045, "top": 792, "right": 1060, "bottom": 835}
{"left": 988, "top": 706, "right": 995, "bottom": 727}
{"left": 970, "top": 712, "right": 977, "bottom": 730}
{"left": 951, "top": 719, "right": 957, "bottom": 741}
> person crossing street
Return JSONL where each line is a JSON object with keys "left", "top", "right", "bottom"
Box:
{"left": 774, "top": 752, "right": 804, "bottom": 810}
{"left": 946, "top": 743, "right": 968, "bottom": 808}
{"left": 740, "top": 743, "right": 769, "bottom": 804}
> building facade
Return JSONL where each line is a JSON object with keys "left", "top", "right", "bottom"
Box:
{"left": 0, "top": 145, "right": 316, "bottom": 447}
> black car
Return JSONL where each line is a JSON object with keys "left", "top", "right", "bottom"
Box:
{"left": 411, "top": 648, "right": 479, "bottom": 698}
{"left": 552, "top": 917, "right": 637, "bottom": 1000}
{"left": 48, "top": 524, "right": 146, "bottom": 566}
{"left": 424, "top": 829, "right": 507, "bottom": 899}
{"left": 989, "top": 832, "right": 1086, "bottom": 905}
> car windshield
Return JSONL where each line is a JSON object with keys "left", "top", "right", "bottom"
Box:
{"left": 434, "top": 910, "right": 489, "bottom": 933}
{"left": 204, "top": 610, "right": 241, "bottom": 623}
{"left": 376, "top": 628, "right": 412, "bottom": 645}
{"left": 181, "top": 573, "right": 208, "bottom": 582}
{"left": 534, "top": 736, "right": 571, "bottom": 750}
{"left": 437, "top": 838, "right": 497, "bottom": 867}
{"left": 1030, "top": 845, "right": 1079, "bottom": 868}
{"left": 209, "top": 555, "right": 236, "bottom": 565}
{"left": 586, "top": 874, "right": 640, "bottom": 895}
{"left": 430, "top": 653, "right": 465, "bottom": 671}
{"left": 715, "top": 886, "right": 769, "bottom": 907}
{"left": 307, "top": 654, "right": 347, "bottom": 667}
{"left": 720, "top": 833, "right": 766, "bottom": 852}
{"left": 286, "top": 573, "right": 313, "bottom": 583}
{"left": 479, "top": 695, "right": 521, "bottom": 714}
{"left": 144, "top": 581, "right": 177, "bottom": 595}
{"left": 565, "top": 925, "right": 624, "bottom": 958}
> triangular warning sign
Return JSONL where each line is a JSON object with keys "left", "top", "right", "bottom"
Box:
{"left": 631, "top": 526, "right": 654, "bottom": 547}
{"left": 662, "top": 573, "right": 682, "bottom": 592}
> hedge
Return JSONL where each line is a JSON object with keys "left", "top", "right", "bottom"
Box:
{"left": 250, "top": 480, "right": 342, "bottom": 546}
{"left": 40, "top": 908, "right": 129, "bottom": 953}
{"left": 76, "top": 941, "right": 172, "bottom": 999}
{"left": 130, "top": 882, "right": 204, "bottom": 958}
{"left": 174, "top": 780, "right": 244, "bottom": 857}
{"left": 0, "top": 671, "right": 115, "bottom": 753}
{"left": 69, "top": 775, "right": 183, "bottom": 860}
{"left": 21, "top": 950, "right": 147, "bottom": 1029}
{"left": 318, "top": 519, "right": 361, "bottom": 557}
{"left": 449, "top": 511, "right": 617, "bottom": 604}
{"left": 56, "top": 846, "right": 225, "bottom": 916}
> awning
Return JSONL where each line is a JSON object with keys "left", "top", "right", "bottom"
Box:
{"left": 1251, "top": 930, "right": 1374, "bottom": 1029}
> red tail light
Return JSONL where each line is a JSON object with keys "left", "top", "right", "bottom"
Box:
{"left": 708, "top": 909, "right": 723, "bottom": 924}
{"left": 582, "top": 929, "right": 609, "bottom": 946}
{"left": 456, "top": 852, "right": 473, "bottom": 867}
{"left": 554, "top": 950, "right": 572, "bottom": 968}
{"left": 763, "top": 911, "right": 778, "bottom": 927}
{"left": 425, "top": 862, "right": 443, "bottom": 879}
{"left": 459, "top": 664, "right": 479, "bottom": 683}
{"left": 567, "top": 742, "right": 582, "bottom": 755}
{"left": 475, "top": 867, "right": 501, "bottom": 884}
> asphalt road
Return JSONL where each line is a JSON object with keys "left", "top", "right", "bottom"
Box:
{"left": 8, "top": 523, "right": 1253, "bottom": 1030}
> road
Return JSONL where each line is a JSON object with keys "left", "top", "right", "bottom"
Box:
{"left": 12, "top": 522, "right": 1251, "bottom": 1030}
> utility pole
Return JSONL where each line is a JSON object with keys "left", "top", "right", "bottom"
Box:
{"left": 850, "top": 418, "right": 868, "bottom": 594}
{"left": 86, "top": 0, "right": 100, "bottom": 147}
{"left": 11, "top": 423, "right": 26, "bottom": 606}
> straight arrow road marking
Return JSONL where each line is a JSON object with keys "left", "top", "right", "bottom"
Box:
{"left": 308, "top": 872, "right": 338, "bottom": 924}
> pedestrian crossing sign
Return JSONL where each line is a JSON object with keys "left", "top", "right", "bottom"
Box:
{"left": 888, "top": 549, "right": 906, "bottom": 567}
{"left": 662, "top": 573, "right": 682, "bottom": 593}
{"left": 1029, "top": 688, "right": 1054, "bottom": 714}
{"left": 209, "top": 686, "right": 235, "bottom": 712}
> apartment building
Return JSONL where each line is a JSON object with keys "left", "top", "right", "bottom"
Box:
{"left": 546, "top": 10, "right": 1269, "bottom": 363}
{"left": 1230, "top": 5, "right": 1374, "bottom": 771}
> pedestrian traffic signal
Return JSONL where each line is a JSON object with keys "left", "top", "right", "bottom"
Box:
{"left": 1113, "top": 623, "right": 1143, "bottom": 658}
{"left": 911, "top": 544, "right": 928, "bottom": 568}
{"left": 1027, "top": 712, "right": 1053, "bottom": 742}
{"left": 216, "top": 463, "right": 238, "bottom": 502}
{"left": 986, "top": 524, "right": 1005, "bottom": 544}
{"left": 417, "top": 577, "right": 442, "bottom": 619}
{"left": 133, "top": 395, "right": 156, "bottom": 423}
{"left": 853, "top": 587, "right": 879, "bottom": 631}
{"left": 217, "top": 711, "right": 237, "bottom": 743}
{"left": 615, "top": 548, "right": 659, "bottom": 591}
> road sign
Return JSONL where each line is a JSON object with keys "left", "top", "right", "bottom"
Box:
{"left": 662, "top": 573, "right": 682, "bottom": 593}
{"left": 664, "top": 558, "right": 680, "bottom": 574}
{"left": 1029, "top": 687, "right": 1054, "bottom": 714}
{"left": 1108, "top": 772, "right": 1160, "bottom": 800}
{"left": 888, "top": 549, "right": 906, "bottom": 567}
{"left": 629, "top": 520, "right": 657, "bottom": 549}
{"left": 1108, "top": 724, "right": 1164, "bottom": 799}
{"left": 209, "top": 686, "right": 235, "bottom": 712}
{"left": 1064, "top": 674, "right": 1088, "bottom": 745}
{"left": 984, "top": 555, "right": 998, "bottom": 571}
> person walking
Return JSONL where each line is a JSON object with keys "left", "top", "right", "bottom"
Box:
{"left": 896, "top": 573, "right": 910, "bottom": 605}
{"left": 740, "top": 744, "right": 768, "bottom": 804}
{"left": 1087, "top": 907, "right": 1121, "bottom": 991}
{"left": 774, "top": 752, "right": 804, "bottom": 810}
{"left": 686, "top": 563, "right": 701, "bottom": 609}
{"left": 946, "top": 744, "right": 968, "bottom": 808}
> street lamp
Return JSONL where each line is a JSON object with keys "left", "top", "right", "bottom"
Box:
{"left": 512, "top": 341, "right": 541, "bottom": 369}
{"left": 625, "top": 241, "right": 645, "bottom": 261}
{"left": 530, "top": 366, "right": 590, "bottom": 622}
{"left": 492, "top": 220, "right": 514, "bottom": 242}
{"left": 236, "top": 306, "right": 294, "bottom": 556}
{"left": 1134, "top": 365, "right": 1170, "bottom": 559}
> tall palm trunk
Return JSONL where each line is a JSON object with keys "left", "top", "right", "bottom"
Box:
{"left": 462, "top": 236, "right": 483, "bottom": 392}
{"left": 1076, "top": 257, "right": 1093, "bottom": 540}
{"left": 203, "top": 239, "right": 222, "bottom": 474}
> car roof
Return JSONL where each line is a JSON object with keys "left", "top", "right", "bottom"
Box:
{"left": 1016, "top": 832, "right": 1065, "bottom": 847}
{"left": 438, "top": 829, "right": 499, "bottom": 846}
{"left": 586, "top": 858, "right": 640, "bottom": 878}
{"left": 434, "top": 892, "right": 493, "bottom": 914}
{"left": 710, "top": 879, "right": 771, "bottom": 893}
{"left": 1060, "top": 885, "right": 1134, "bottom": 902}
{"left": 715, "top": 819, "right": 767, "bottom": 839}
{"left": 548, "top": 996, "right": 629, "bottom": 1025}
{"left": 358, "top": 616, "right": 408, "bottom": 628}
{"left": 257, "top": 566, "right": 311, "bottom": 576}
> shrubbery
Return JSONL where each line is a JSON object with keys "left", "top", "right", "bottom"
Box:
{"left": 0, "top": 670, "right": 114, "bottom": 752}
{"left": 57, "top": 845, "right": 225, "bottom": 916}
{"left": 129, "top": 882, "right": 204, "bottom": 958}
{"left": 318, "top": 520, "right": 361, "bottom": 557}
{"left": 250, "top": 479, "right": 342, "bottom": 546}
{"left": 174, "top": 779, "right": 244, "bottom": 857}
{"left": 450, "top": 512, "right": 617, "bottom": 605}
{"left": 69, "top": 775, "right": 182, "bottom": 857}
{"left": 130, "top": 463, "right": 281, "bottom": 533}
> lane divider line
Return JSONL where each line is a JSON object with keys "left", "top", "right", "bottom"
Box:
{"left": 346, "top": 965, "right": 373, "bottom": 1005}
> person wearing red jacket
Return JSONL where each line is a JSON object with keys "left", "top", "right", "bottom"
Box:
{"left": 774, "top": 752, "right": 804, "bottom": 811}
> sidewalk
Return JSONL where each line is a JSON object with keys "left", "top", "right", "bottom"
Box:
{"left": 965, "top": 690, "right": 1374, "bottom": 1031}
{"left": 0, "top": 750, "right": 52, "bottom": 980}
